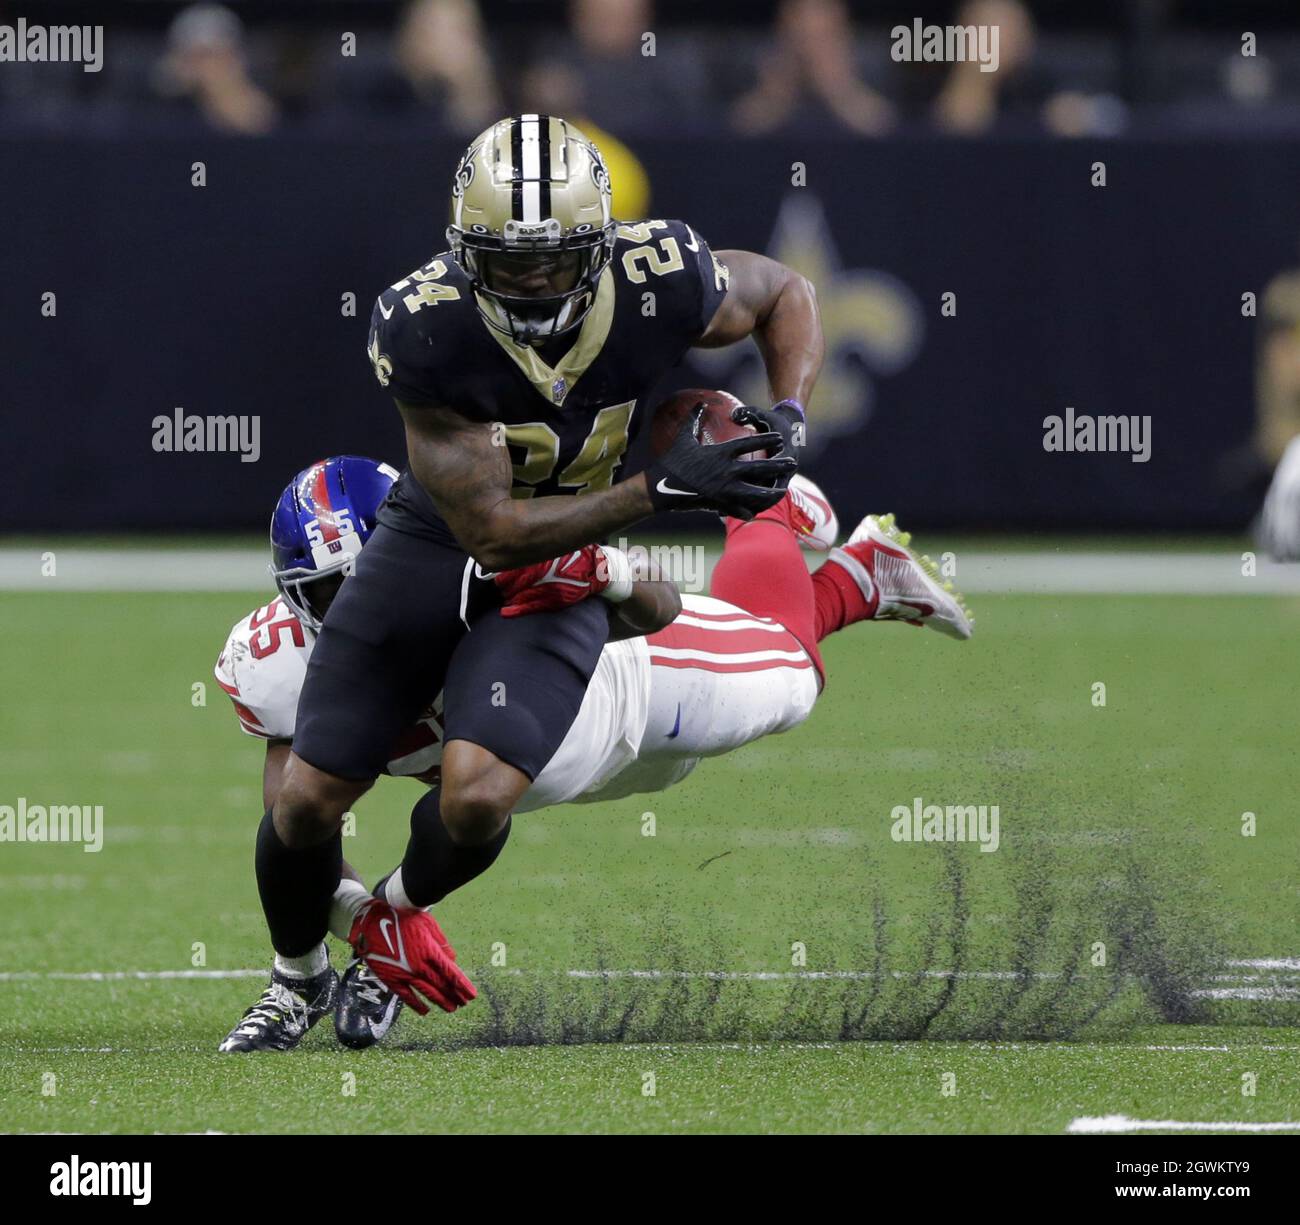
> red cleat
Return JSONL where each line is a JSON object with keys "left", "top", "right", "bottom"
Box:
{"left": 734, "top": 474, "right": 839, "bottom": 550}
{"left": 828, "top": 513, "right": 973, "bottom": 639}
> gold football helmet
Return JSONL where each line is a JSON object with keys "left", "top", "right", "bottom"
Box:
{"left": 447, "top": 114, "right": 617, "bottom": 345}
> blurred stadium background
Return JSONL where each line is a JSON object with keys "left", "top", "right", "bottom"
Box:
{"left": 4, "top": 0, "right": 1300, "bottom": 538}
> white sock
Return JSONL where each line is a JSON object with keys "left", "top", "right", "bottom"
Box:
{"left": 274, "top": 941, "right": 329, "bottom": 981}
{"left": 328, "top": 877, "right": 373, "bottom": 942}
{"left": 381, "top": 866, "right": 417, "bottom": 910}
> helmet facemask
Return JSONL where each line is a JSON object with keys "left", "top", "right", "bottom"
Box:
{"left": 450, "top": 217, "right": 615, "bottom": 346}
{"left": 272, "top": 558, "right": 353, "bottom": 633}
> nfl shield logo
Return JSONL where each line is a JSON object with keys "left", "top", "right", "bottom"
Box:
{"left": 551, "top": 377, "right": 567, "bottom": 403}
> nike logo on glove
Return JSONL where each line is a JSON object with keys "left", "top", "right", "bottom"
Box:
{"left": 656, "top": 477, "right": 696, "bottom": 498}
{"left": 538, "top": 551, "right": 593, "bottom": 588}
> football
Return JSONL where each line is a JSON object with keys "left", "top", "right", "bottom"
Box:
{"left": 649, "top": 387, "right": 763, "bottom": 458}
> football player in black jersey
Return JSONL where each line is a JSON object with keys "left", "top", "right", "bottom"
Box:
{"left": 245, "top": 115, "right": 825, "bottom": 1037}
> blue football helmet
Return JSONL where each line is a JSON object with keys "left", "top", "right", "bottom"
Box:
{"left": 270, "top": 455, "right": 399, "bottom": 630}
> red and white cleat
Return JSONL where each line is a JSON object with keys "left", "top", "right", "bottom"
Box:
{"left": 831, "top": 513, "right": 973, "bottom": 640}
{"left": 734, "top": 473, "right": 838, "bottom": 549}
{"left": 786, "top": 474, "right": 839, "bottom": 551}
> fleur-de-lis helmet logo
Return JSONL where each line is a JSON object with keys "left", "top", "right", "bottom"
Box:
{"left": 452, "top": 154, "right": 476, "bottom": 199}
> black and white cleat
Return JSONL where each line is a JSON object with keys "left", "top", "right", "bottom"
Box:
{"left": 335, "top": 956, "right": 403, "bottom": 1050}
{"left": 218, "top": 968, "right": 338, "bottom": 1053}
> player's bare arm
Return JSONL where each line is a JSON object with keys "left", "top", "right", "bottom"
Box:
{"left": 698, "top": 249, "right": 824, "bottom": 407}
{"left": 399, "top": 398, "right": 652, "bottom": 570}
{"left": 609, "top": 550, "right": 682, "bottom": 639}
{"left": 607, "top": 577, "right": 682, "bottom": 641}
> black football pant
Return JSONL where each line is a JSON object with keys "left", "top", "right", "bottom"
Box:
{"left": 257, "top": 522, "right": 609, "bottom": 956}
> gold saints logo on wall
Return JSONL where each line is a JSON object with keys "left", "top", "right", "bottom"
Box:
{"left": 692, "top": 195, "right": 924, "bottom": 454}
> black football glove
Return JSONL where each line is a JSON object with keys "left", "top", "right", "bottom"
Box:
{"left": 646, "top": 405, "right": 796, "bottom": 518}
{"left": 729, "top": 399, "right": 806, "bottom": 460}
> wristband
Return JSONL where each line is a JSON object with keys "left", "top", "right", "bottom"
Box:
{"left": 772, "top": 398, "right": 806, "bottom": 422}
{"left": 596, "top": 546, "right": 634, "bottom": 603}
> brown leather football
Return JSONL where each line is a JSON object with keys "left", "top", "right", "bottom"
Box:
{"left": 649, "top": 388, "right": 760, "bottom": 458}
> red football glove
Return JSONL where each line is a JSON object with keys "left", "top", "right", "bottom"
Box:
{"left": 494, "top": 545, "right": 626, "bottom": 617}
{"left": 348, "top": 899, "right": 476, "bottom": 1016}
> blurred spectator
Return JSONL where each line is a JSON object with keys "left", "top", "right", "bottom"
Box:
{"left": 931, "top": 0, "right": 1037, "bottom": 134}
{"left": 395, "top": 0, "right": 502, "bottom": 136}
{"left": 0, "top": 1, "right": 1294, "bottom": 139}
{"left": 1219, "top": 253, "right": 1300, "bottom": 516}
{"left": 730, "top": 0, "right": 894, "bottom": 137}
{"left": 1254, "top": 263, "right": 1300, "bottom": 469}
{"left": 155, "top": 4, "right": 278, "bottom": 135}
{"left": 1254, "top": 259, "right": 1300, "bottom": 558}
{"left": 548, "top": 0, "right": 708, "bottom": 134}
{"left": 515, "top": 59, "right": 651, "bottom": 220}
{"left": 574, "top": 0, "right": 648, "bottom": 60}
{"left": 930, "top": 0, "right": 1122, "bottom": 137}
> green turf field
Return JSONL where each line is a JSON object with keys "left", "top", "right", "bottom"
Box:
{"left": 2, "top": 567, "right": 1299, "bottom": 1134}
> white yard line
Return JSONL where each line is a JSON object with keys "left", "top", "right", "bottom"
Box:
{"left": 1135, "top": 1044, "right": 1292, "bottom": 1052}
{"left": 4, "top": 549, "right": 1300, "bottom": 595}
{"left": 3, "top": 962, "right": 1298, "bottom": 1003}
{"left": 0, "top": 967, "right": 1177, "bottom": 984}
{"left": 554, "top": 968, "right": 1034, "bottom": 981}
{"left": 948, "top": 553, "right": 1300, "bottom": 596}
{"left": 1191, "top": 987, "right": 1300, "bottom": 1000}
{"left": 1069, "top": 1115, "right": 1300, "bottom": 1134}
{"left": 0, "top": 969, "right": 266, "bottom": 982}
{"left": 14, "top": 1042, "right": 1293, "bottom": 1058}
{"left": 0, "top": 550, "right": 268, "bottom": 591}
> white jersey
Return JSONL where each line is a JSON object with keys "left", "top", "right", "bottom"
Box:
{"left": 214, "top": 596, "right": 448, "bottom": 782}
{"left": 215, "top": 593, "right": 818, "bottom": 809}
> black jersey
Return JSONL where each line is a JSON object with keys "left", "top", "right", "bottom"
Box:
{"left": 367, "top": 219, "right": 730, "bottom": 543}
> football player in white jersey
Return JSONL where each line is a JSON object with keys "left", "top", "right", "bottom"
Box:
{"left": 217, "top": 456, "right": 970, "bottom": 1051}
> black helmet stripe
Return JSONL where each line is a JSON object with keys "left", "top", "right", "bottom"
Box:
{"left": 536, "top": 114, "right": 552, "bottom": 220}
{"left": 511, "top": 114, "right": 552, "bottom": 224}
{"left": 510, "top": 117, "right": 523, "bottom": 221}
